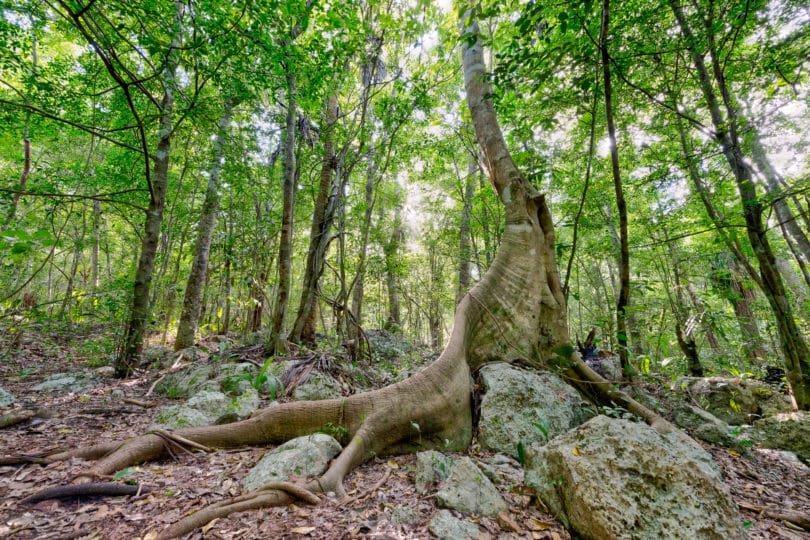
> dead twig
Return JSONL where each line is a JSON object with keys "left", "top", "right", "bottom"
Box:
{"left": 737, "top": 500, "right": 810, "bottom": 530}
{"left": 122, "top": 398, "right": 158, "bottom": 408}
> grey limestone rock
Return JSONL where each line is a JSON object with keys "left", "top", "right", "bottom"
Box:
{"left": 242, "top": 434, "right": 342, "bottom": 491}
{"left": 154, "top": 365, "right": 213, "bottom": 398}
{"left": 524, "top": 415, "right": 746, "bottom": 540}
{"left": 436, "top": 457, "right": 508, "bottom": 517}
{"left": 478, "top": 363, "right": 595, "bottom": 457}
{"left": 0, "top": 386, "right": 16, "bottom": 407}
{"left": 428, "top": 510, "right": 482, "bottom": 540}
{"left": 750, "top": 412, "right": 809, "bottom": 463}
{"left": 414, "top": 450, "right": 454, "bottom": 494}
{"left": 292, "top": 372, "right": 342, "bottom": 401}
{"left": 32, "top": 372, "right": 96, "bottom": 394}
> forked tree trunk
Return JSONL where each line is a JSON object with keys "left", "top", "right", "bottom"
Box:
{"left": 174, "top": 98, "right": 235, "bottom": 350}
{"left": 671, "top": 0, "right": 810, "bottom": 408}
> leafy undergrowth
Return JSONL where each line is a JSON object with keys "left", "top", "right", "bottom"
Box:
{"left": 1, "top": 326, "right": 809, "bottom": 539}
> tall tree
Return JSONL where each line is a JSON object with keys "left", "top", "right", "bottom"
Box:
{"left": 174, "top": 98, "right": 236, "bottom": 350}
{"left": 598, "top": 0, "right": 632, "bottom": 376}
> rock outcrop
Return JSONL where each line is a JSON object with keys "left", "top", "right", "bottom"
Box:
{"left": 524, "top": 415, "right": 746, "bottom": 540}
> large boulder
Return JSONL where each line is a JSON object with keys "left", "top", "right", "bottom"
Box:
{"left": 153, "top": 406, "right": 211, "bottom": 429}
{"left": 32, "top": 372, "right": 96, "bottom": 394}
{"left": 750, "top": 412, "right": 809, "bottom": 463}
{"left": 216, "top": 387, "right": 260, "bottom": 424}
{"left": 0, "top": 387, "right": 16, "bottom": 407}
{"left": 524, "top": 415, "right": 746, "bottom": 540}
{"left": 675, "top": 377, "right": 792, "bottom": 425}
{"left": 242, "top": 434, "right": 342, "bottom": 491}
{"left": 153, "top": 388, "right": 260, "bottom": 430}
{"left": 436, "top": 457, "right": 508, "bottom": 517}
{"left": 477, "top": 363, "right": 595, "bottom": 457}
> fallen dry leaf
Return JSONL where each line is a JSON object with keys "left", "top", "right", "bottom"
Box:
{"left": 290, "top": 525, "right": 316, "bottom": 534}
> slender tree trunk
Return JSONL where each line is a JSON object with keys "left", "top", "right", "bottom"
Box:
{"left": 269, "top": 72, "right": 298, "bottom": 352}
{"left": 349, "top": 142, "right": 377, "bottom": 343}
{"left": 599, "top": 0, "right": 631, "bottom": 377}
{"left": 748, "top": 129, "right": 810, "bottom": 265}
{"left": 664, "top": 239, "right": 705, "bottom": 376}
{"left": 429, "top": 243, "right": 443, "bottom": 351}
{"left": 383, "top": 196, "right": 403, "bottom": 332}
{"left": 291, "top": 92, "right": 338, "bottom": 345}
{"left": 671, "top": 0, "right": 810, "bottom": 408}
{"left": 174, "top": 98, "right": 235, "bottom": 350}
{"left": 116, "top": 2, "right": 182, "bottom": 376}
{"left": 456, "top": 155, "right": 476, "bottom": 305}
{"left": 91, "top": 199, "right": 100, "bottom": 291}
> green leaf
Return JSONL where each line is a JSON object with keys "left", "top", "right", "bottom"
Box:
{"left": 113, "top": 467, "right": 137, "bottom": 480}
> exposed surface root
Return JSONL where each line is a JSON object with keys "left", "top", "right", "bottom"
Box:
{"left": 157, "top": 480, "right": 319, "bottom": 539}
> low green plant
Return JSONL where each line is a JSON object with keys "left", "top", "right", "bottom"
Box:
{"left": 319, "top": 422, "right": 348, "bottom": 441}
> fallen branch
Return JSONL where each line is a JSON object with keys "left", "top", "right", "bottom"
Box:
{"left": 737, "top": 500, "right": 810, "bottom": 530}
{"left": 21, "top": 482, "right": 151, "bottom": 504}
{"left": 0, "top": 408, "right": 51, "bottom": 429}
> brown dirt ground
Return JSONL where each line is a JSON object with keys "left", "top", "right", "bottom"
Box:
{"left": 1, "top": 329, "right": 808, "bottom": 539}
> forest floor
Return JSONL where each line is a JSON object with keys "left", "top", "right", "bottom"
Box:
{"left": 0, "top": 325, "right": 809, "bottom": 540}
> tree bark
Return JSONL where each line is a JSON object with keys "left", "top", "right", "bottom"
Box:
{"left": 383, "top": 193, "right": 404, "bottom": 332}
{"left": 748, "top": 128, "right": 810, "bottom": 266}
{"left": 429, "top": 242, "right": 443, "bottom": 351}
{"left": 174, "top": 98, "right": 235, "bottom": 350}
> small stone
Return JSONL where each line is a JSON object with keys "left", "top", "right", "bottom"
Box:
{"left": 94, "top": 366, "right": 116, "bottom": 377}
{"left": 436, "top": 457, "right": 508, "bottom": 517}
{"left": 428, "top": 510, "right": 482, "bottom": 540}
{"left": 389, "top": 504, "right": 419, "bottom": 525}
{"left": 0, "top": 386, "right": 16, "bottom": 407}
{"left": 414, "top": 450, "right": 454, "bottom": 494}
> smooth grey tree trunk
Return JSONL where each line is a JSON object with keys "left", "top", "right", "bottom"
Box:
{"left": 174, "top": 98, "right": 235, "bottom": 350}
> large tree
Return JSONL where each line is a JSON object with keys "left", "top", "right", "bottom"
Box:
{"left": 18, "top": 11, "right": 676, "bottom": 539}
